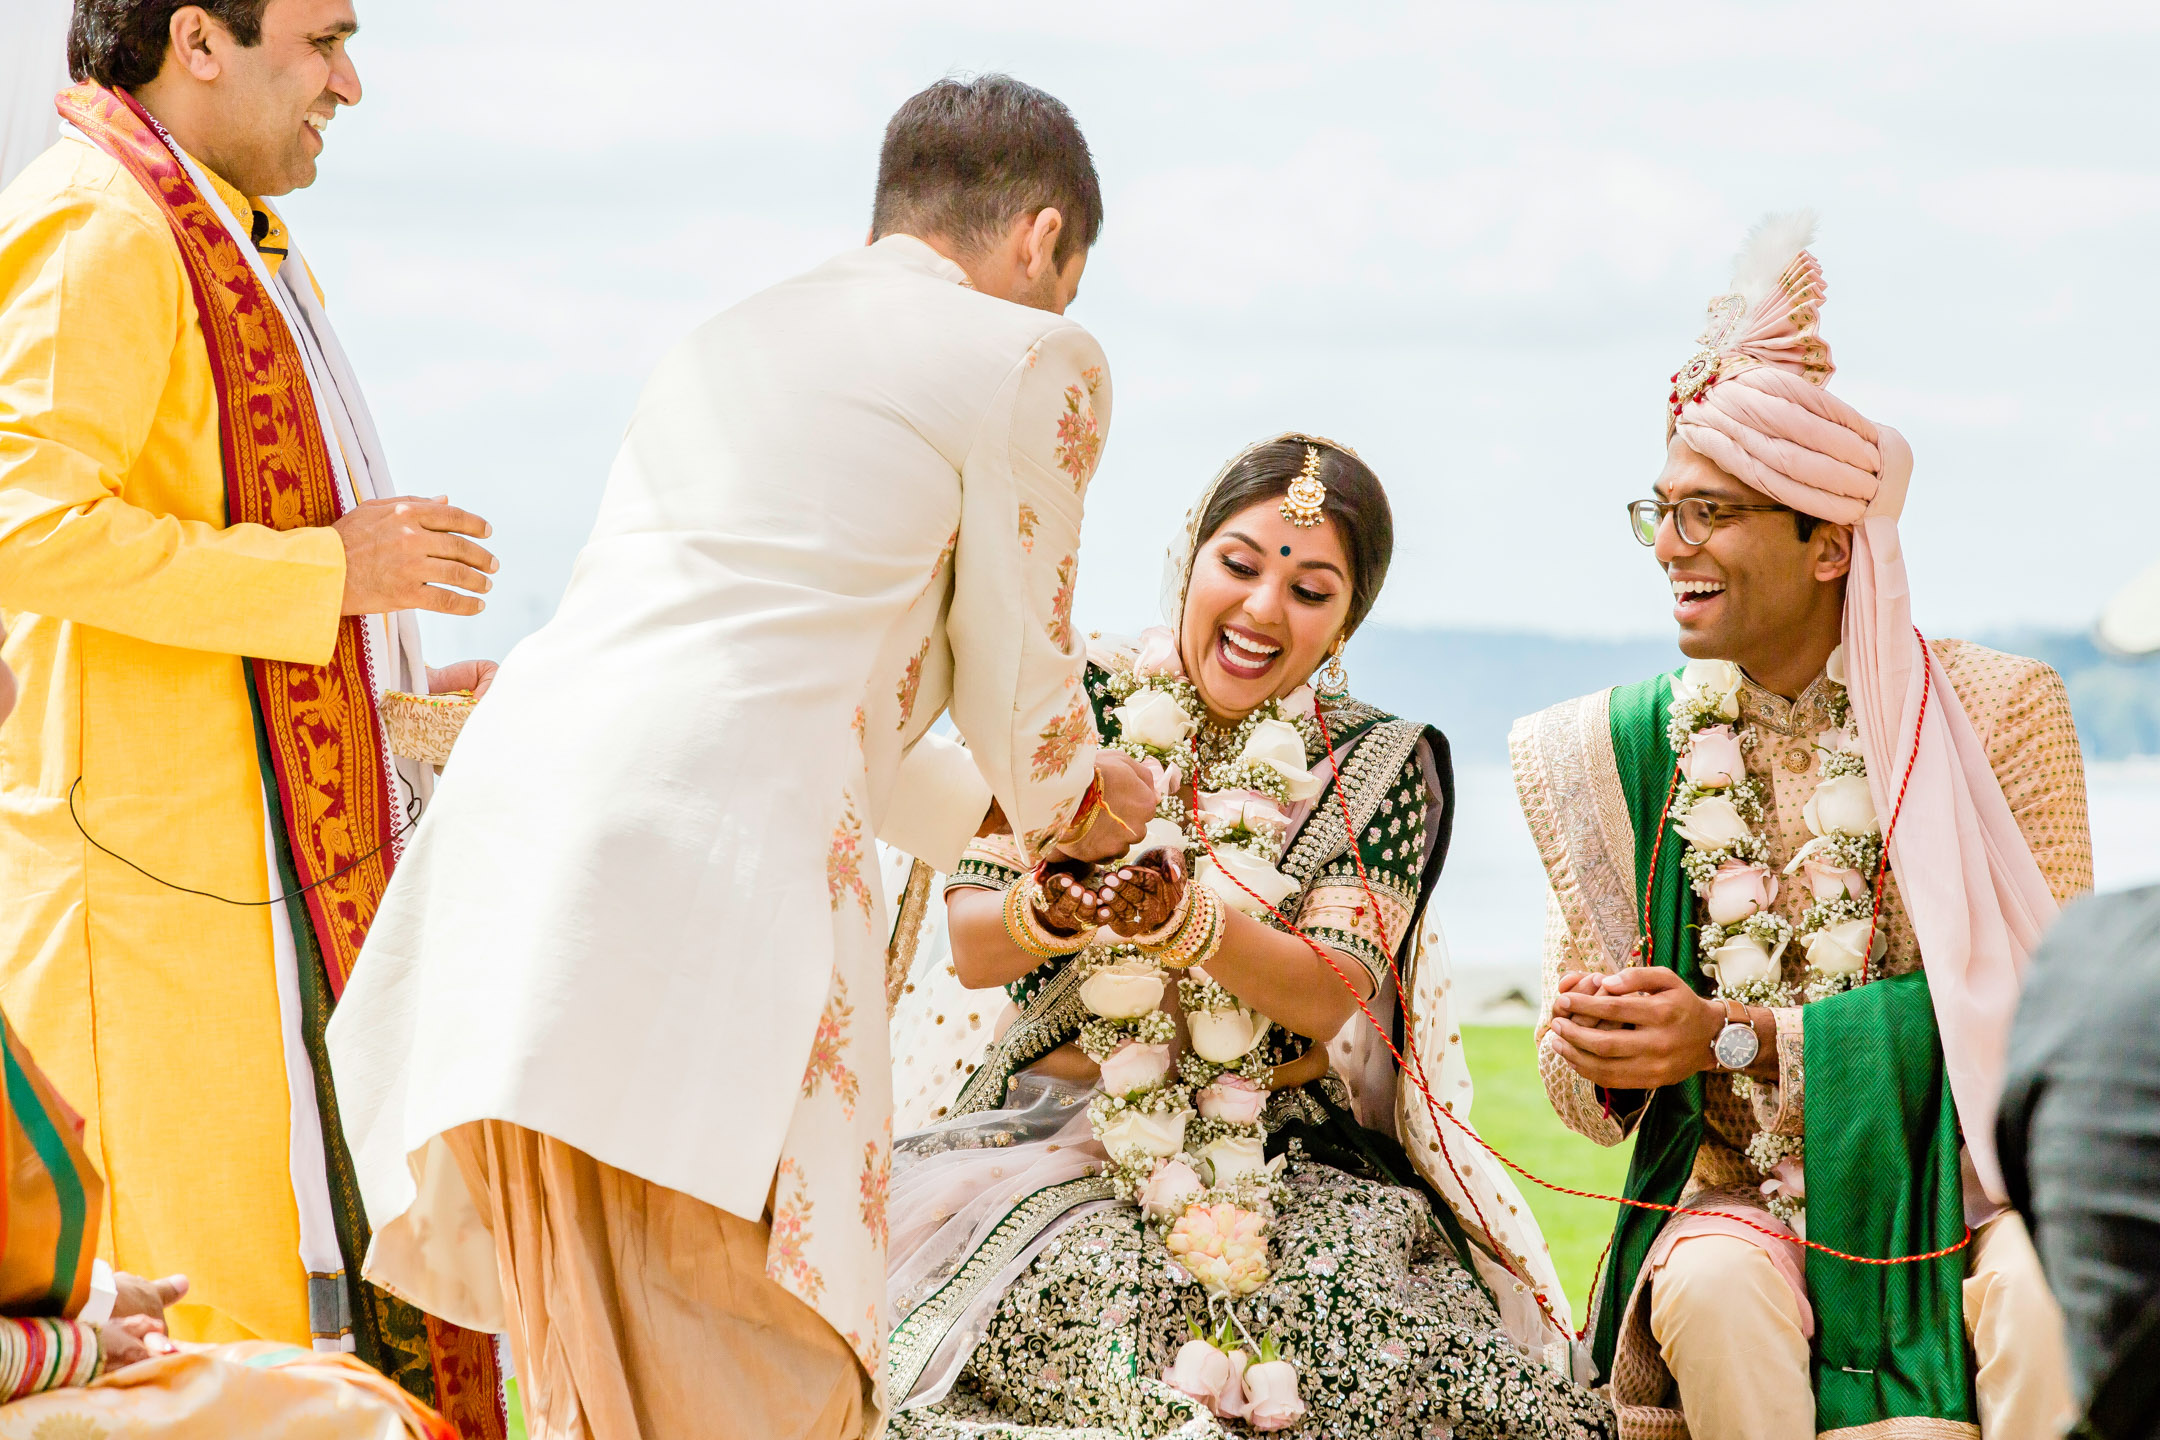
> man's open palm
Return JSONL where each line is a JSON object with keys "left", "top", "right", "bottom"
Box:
{"left": 335, "top": 496, "right": 498, "bottom": 617}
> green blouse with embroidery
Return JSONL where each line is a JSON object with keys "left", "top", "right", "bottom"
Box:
{"left": 944, "top": 659, "right": 1434, "bottom": 1059}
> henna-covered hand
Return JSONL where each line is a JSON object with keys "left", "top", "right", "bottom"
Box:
{"left": 1033, "top": 861, "right": 1108, "bottom": 934}
{"left": 1098, "top": 851, "right": 1186, "bottom": 937}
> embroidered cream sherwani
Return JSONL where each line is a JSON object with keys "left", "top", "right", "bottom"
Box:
{"left": 327, "top": 236, "right": 1111, "bottom": 1424}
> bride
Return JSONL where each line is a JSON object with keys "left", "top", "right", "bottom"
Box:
{"left": 884, "top": 435, "right": 1615, "bottom": 1438}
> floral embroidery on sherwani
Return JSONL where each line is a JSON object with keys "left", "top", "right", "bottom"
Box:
{"left": 828, "top": 800, "right": 873, "bottom": 914}
{"left": 915, "top": 528, "right": 959, "bottom": 604}
{"left": 1053, "top": 373, "right": 1104, "bottom": 488}
{"left": 1017, "top": 503, "right": 1040, "bottom": 553}
{"left": 1045, "top": 555, "right": 1077, "bottom": 649}
{"left": 767, "top": 1158, "right": 824, "bottom": 1305}
{"left": 861, "top": 1123, "right": 892, "bottom": 1249}
{"left": 896, "top": 637, "right": 933, "bottom": 732}
{"left": 1029, "top": 700, "right": 1094, "bottom": 783}
{"left": 851, "top": 705, "right": 867, "bottom": 747}
{"left": 801, "top": 972, "right": 860, "bottom": 1118}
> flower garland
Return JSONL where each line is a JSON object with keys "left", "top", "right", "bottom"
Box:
{"left": 1665, "top": 648, "right": 1885, "bottom": 1233}
{"left": 1060, "top": 628, "right": 1323, "bottom": 1426}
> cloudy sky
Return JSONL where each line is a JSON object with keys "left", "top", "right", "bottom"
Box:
{"left": 237, "top": 1, "right": 2160, "bottom": 661}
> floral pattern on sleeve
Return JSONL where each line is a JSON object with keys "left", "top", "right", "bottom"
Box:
{"left": 766, "top": 1158, "right": 825, "bottom": 1306}
{"left": 827, "top": 799, "right": 873, "bottom": 915}
{"left": 800, "top": 971, "right": 861, "bottom": 1118}
{"left": 1054, "top": 370, "right": 1105, "bottom": 489}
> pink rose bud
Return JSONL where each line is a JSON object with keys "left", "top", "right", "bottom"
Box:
{"left": 1138, "top": 1157, "right": 1205, "bottom": 1220}
{"left": 1212, "top": 1349, "right": 1250, "bottom": 1419}
{"left": 1134, "top": 626, "right": 1184, "bottom": 680}
{"left": 1278, "top": 685, "right": 1317, "bottom": 721}
{"left": 1097, "top": 1040, "right": 1174, "bottom": 1095}
{"left": 1760, "top": 1155, "right": 1807, "bottom": 1203}
{"left": 1705, "top": 860, "right": 1778, "bottom": 926}
{"left": 1163, "top": 1338, "right": 1230, "bottom": 1403}
{"left": 1683, "top": 725, "right": 1745, "bottom": 790}
{"left": 1196, "top": 1074, "right": 1270, "bottom": 1124}
{"left": 1242, "top": 1359, "right": 1306, "bottom": 1431}
{"left": 1801, "top": 856, "right": 1868, "bottom": 905}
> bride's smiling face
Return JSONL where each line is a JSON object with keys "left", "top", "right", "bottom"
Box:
{"left": 1179, "top": 499, "right": 1354, "bottom": 723}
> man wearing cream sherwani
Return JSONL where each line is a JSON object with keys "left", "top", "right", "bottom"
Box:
{"left": 0, "top": 0, "right": 505, "bottom": 1421}
{"left": 329, "top": 76, "right": 1152, "bottom": 1440}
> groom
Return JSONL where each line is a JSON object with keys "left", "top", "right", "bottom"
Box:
{"left": 327, "top": 75, "right": 1152, "bottom": 1440}
{"left": 1515, "top": 221, "right": 2082, "bottom": 1439}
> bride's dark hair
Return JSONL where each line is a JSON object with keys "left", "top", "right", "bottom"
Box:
{"left": 1193, "top": 439, "right": 1394, "bottom": 636}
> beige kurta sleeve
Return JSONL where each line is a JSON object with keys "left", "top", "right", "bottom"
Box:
{"left": 1535, "top": 892, "right": 1636, "bottom": 1146}
{"left": 878, "top": 731, "right": 994, "bottom": 871}
{"left": 946, "top": 322, "right": 1110, "bottom": 859}
{"left": 0, "top": 185, "right": 345, "bottom": 661}
{"left": 1985, "top": 659, "right": 2093, "bottom": 906}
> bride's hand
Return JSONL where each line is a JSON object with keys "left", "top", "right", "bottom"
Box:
{"left": 1099, "top": 851, "right": 1185, "bottom": 937}
{"left": 1034, "top": 863, "right": 1107, "bottom": 935}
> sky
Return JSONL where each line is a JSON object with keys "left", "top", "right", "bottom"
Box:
{"left": 252, "top": 0, "right": 2160, "bottom": 664}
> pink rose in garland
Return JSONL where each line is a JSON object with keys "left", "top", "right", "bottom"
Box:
{"left": 1097, "top": 1040, "right": 1174, "bottom": 1095}
{"left": 1683, "top": 724, "right": 1746, "bottom": 789}
{"left": 1705, "top": 859, "right": 1778, "bottom": 926}
{"left": 1196, "top": 1073, "right": 1268, "bottom": 1124}
{"left": 1162, "top": 1337, "right": 1230, "bottom": 1406}
{"left": 1133, "top": 625, "right": 1184, "bottom": 680}
{"left": 1137, "top": 1157, "right": 1204, "bottom": 1221}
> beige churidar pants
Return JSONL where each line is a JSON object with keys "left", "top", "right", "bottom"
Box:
{"left": 1648, "top": 1212, "right": 2072, "bottom": 1440}
{"left": 445, "top": 1120, "right": 865, "bottom": 1440}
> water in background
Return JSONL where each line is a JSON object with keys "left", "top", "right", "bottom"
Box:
{"left": 1438, "top": 758, "right": 2160, "bottom": 1022}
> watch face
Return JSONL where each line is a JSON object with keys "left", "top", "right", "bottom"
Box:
{"left": 1713, "top": 1022, "right": 1760, "bottom": 1071}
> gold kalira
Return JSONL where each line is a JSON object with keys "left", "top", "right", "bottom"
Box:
{"left": 1280, "top": 445, "right": 1327, "bottom": 528}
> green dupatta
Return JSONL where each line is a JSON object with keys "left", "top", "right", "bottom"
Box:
{"left": 1594, "top": 672, "right": 1973, "bottom": 1430}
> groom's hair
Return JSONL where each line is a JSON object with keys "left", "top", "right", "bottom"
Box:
{"left": 69, "top": 0, "right": 271, "bottom": 88}
{"left": 872, "top": 75, "right": 1103, "bottom": 267}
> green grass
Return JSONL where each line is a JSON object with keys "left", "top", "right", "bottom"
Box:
{"left": 1461, "top": 1025, "right": 1633, "bottom": 1317}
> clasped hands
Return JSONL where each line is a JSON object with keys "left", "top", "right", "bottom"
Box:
{"left": 97, "top": 1272, "right": 187, "bottom": 1372}
{"left": 1543, "top": 966, "right": 1729, "bottom": 1090}
{"left": 1036, "top": 850, "right": 1187, "bottom": 940}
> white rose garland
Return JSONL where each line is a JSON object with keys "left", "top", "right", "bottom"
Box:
{"left": 1666, "top": 646, "right": 1887, "bottom": 1231}
{"left": 1058, "top": 636, "right": 1329, "bottom": 1411}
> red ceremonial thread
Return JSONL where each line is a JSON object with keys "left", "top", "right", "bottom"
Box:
{"left": 1860, "top": 629, "right": 1932, "bottom": 984}
{"left": 1180, "top": 662, "right": 1967, "bottom": 1344}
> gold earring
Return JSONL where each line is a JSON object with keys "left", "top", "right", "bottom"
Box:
{"left": 1315, "top": 638, "right": 1350, "bottom": 702}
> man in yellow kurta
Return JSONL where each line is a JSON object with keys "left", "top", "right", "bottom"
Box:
{"left": 0, "top": 3, "right": 503, "bottom": 1426}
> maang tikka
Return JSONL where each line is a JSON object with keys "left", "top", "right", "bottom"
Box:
{"left": 1281, "top": 445, "right": 1327, "bottom": 528}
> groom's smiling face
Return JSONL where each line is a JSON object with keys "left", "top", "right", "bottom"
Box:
{"left": 1179, "top": 501, "right": 1353, "bottom": 724}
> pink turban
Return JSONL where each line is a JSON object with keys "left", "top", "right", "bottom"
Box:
{"left": 1667, "top": 217, "right": 2056, "bottom": 1206}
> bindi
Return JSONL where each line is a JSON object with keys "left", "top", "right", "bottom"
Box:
{"left": 1279, "top": 545, "right": 1292, "bottom": 557}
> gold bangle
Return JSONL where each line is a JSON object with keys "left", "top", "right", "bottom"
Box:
{"left": 1154, "top": 885, "right": 1224, "bottom": 970}
{"left": 1004, "top": 875, "right": 1091, "bottom": 960}
{"left": 1125, "top": 880, "right": 1194, "bottom": 951}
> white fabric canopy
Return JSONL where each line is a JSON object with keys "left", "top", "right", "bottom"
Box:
{"left": 0, "top": 0, "right": 68, "bottom": 191}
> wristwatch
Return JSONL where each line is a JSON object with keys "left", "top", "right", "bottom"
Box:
{"left": 1711, "top": 998, "right": 1761, "bottom": 1071}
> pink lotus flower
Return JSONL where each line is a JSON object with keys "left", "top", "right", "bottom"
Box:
{"left": 1196, "top": 1074, "right": 1268, "bottom": 1124}
{"left": 1800, "top": 855, "right": 1868, "bottom": 905}
{"left": 1137, "top": 1157, "right": 1204, "bottom": 1220}
{"left": 1683, "top": 725, "right": 1746, "bottom": 789}
{"left": 1098, "top": 1040, "right": 1174, "bottom": 1095}
{"left": 1242, "top": 1358, "right": 1305, "bottom": 1430}
{"left": 1705, "top": 859, "right": 1778, "bottom": 926}
{"left": 1163, "top": 1338, "right": 1229, "bottom": 1405}
{"left": 1164, "top": 1203, "right": 1269, "bottom": 1297}
{"left": 1134, "top": 626, "right": 1185, "bottom": 680}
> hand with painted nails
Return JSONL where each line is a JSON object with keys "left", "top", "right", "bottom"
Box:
{"left": 1099, "top": 851, "right": 1186, "bottom": 937}
{"left": 1035, "top": 861, "right": 1106, "bottom": 935}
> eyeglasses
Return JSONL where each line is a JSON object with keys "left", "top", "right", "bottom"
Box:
{"left": 1626, "top": 497, "right": 1791, "bottom": 548}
